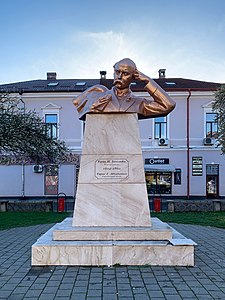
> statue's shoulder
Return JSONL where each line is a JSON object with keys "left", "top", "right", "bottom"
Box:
{"left": 74, "top": 84, "right": 109, "bottom": 103}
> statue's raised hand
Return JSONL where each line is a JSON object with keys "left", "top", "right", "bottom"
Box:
{"left": 134, "top": 70, "right": 150, "bottom": 84}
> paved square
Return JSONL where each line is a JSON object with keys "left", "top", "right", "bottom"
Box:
{"left": 0, "top": 222, "right": 224, "bottom": 299}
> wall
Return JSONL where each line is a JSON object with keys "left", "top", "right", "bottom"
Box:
{"left": 0, "top": 165, "right": 22, "bottom": 196}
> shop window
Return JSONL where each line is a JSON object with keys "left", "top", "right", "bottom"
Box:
{"left": 146, "top": 172, "right": 172, "bottom": 194}
{"left": 174, "top": 169, "right": 181, "bottom": 185}
{"left": 45, "top": 114, "right": 58, "bottom": 139}
{"left": 154, "top": 116, "right": 167, "bottom": 139}
{"left": 45, "top": 165, "right": 58, "bottom": 195}
{"left": 206, "top": 113, "right": 218, "bottom": 138}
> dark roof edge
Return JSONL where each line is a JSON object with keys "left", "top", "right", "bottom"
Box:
{"left": 162, "top": 88, "right": 219, "bottom": 92}
{"left": 0, "top": 87, "right": 220, "bottom": 94}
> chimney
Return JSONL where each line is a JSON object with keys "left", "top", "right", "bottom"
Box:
{"left": 158, "top": 69, "right": 166, "bottom": 78}
{"left": 100, "top": 71, "right": 107, "bottom": 79}
{"left": 47, "top": 72, "right": 57, "bottom": 80}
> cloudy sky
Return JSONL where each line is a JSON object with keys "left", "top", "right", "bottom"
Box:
{"left": 0, "top": 0, "right": 225, "bottom": 84}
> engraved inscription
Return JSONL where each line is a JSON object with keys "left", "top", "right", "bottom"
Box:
{"left": 95, "top": 159, "right": 129, "bottom": 179}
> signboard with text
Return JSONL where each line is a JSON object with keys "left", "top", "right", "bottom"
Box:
{"left": 192, "top": 156, "right": 203, "bottom": 176}
{"left": 95, "top": 159, "right": 129, "bottom": 179}
{"left": 145, "top": 158, "right": 169, "bottom": 165}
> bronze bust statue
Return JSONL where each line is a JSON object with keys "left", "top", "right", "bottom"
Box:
{"left": 74, "top": 58, "right": 175, "bottom": 120}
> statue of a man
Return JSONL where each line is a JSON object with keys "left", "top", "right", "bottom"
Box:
{"left": 74, "top": 58, "right": 175, "bottom": 120}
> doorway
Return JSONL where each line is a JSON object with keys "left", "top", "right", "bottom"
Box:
{"left": 206, "top": 175, "right": 218, "bottom": 198}
{"left": 206, "top": 164, "right": 219, "bottom": 198}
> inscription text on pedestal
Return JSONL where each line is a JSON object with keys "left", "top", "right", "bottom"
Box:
{"left": 95, "top": 159, "right": 129, "bottom": 179}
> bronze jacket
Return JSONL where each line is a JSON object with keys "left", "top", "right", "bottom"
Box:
{"left": 74, "top": 82, "right": 175, "bottom": 120}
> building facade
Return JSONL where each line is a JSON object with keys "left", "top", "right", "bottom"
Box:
{"left": 0, "top": 71, "right": 224, "bottom": 209}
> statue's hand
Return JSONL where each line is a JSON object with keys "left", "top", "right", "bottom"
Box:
{"left": 134, "top": 70, "right": 150, "bottom": 84}
{"left": 91, "top": 94, "right": 111, "bottom": 110}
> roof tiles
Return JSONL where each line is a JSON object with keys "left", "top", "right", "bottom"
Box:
{"left": 0, "top": 77, "right": 222, "bottom": 94}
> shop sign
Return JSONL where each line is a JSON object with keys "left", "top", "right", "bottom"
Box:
{"left": 192, "top": 156, "right": 203, "bottom": 176}
{"left": 145, "top": 158, "right": 169, "bottom": 165}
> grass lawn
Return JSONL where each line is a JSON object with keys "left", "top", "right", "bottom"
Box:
{"left": 152, "top": 211, "right": 225, "bottom": 229}
{"left": 0, "top": 211, "right": 225, "bottom": 231}
{"left": 0, "top": 212, "right": 71, "bottom": 231}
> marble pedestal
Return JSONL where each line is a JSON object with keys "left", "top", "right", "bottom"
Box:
{"left": 32, "top": 217, "right": 196, "bottom": 266}
{"left": 32, "top": 113, "right": 196, "bottom": 266}
{"left": 73, "top": 114, "right": 151, "bottom": 227}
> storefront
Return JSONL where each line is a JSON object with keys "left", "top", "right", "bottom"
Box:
{"left": 145, "top": 158, "right": 176, "bottom": 195}
{"left": 144, "top": 154, "right": 223, "bottom": 199}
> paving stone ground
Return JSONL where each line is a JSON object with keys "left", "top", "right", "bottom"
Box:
{"left": 0, "top": 222, "right": 224, "bottom": 299}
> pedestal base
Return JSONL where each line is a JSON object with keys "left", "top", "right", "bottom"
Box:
{"left": 53, "top": 218, "right": 172, "bottom": 241}
{"left": 32, "top": 218, "right": 196, "bottom": 266}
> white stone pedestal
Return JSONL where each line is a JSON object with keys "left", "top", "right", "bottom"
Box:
{"left": 73, "top": 113, "right": 151, "bottom": 227}
{"left": 31, "top": 113, "right": 196, "bottom": 266}
{"left": 32, "top": 217, "right": 196, "bottom": 266}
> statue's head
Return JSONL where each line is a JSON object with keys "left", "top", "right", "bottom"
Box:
{"left": 113, "top": 58, "right": 137, "bottom": 90}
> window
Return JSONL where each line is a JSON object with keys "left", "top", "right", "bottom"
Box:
{"left": 165, "top": 82, "right": 176, "bottom": 86}
{"left": 45, "top": 114, "right": 58, "bottom": 139}
{"left": 45, "top": 165, "right": 58, "bottom": 195}
{"left": 75, "top": 82, "right": 86, "bottom": 86}
{"left": 206, "top": 164, "right": 219, "bottom": 175}
{"left": 146, "top": 172, "right": 172, "bottom": 194}
{"left": 154, "top": 117, "right": 167, "bottom": 139}
{"left": 82, "top": 120, "right": 86, "bottom": 134}
{"left": 174, "top": 169, "right": 181, "bottom": 185}
{"left": 206, "top": 113, "right": 218, "bottom": 138}
{"left": 47, "top": 82, "right": 59, "bottom": 87}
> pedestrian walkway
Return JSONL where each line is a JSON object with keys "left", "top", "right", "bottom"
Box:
{"left": 0, "top": 222, "right": 224, "bottom": 300}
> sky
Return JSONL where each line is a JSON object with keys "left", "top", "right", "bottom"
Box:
{"left": 0, "top": 0, "right": 225, "bottom": 84}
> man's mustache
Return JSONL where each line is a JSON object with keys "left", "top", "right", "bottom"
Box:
{"left": 113, "top": 79, "right": 122, "bottom": 86}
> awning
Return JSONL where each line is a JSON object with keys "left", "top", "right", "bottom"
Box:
{"left": 144, "top": 164, "right": 176, "bottom": 172}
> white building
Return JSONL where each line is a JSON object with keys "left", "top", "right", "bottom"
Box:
{"left": 0, "top": 70, "right": 224, "bottom": 210}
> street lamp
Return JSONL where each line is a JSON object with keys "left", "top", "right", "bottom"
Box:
{"left": 19, "top": 89, "right": 25, "bottom": 197}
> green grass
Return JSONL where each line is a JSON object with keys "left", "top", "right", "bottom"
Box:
{"left": 151, "top": 211, "right": 225, "bottom": 229}
{"left": 0, "top": 212, "right": 71, "bottom": 231}
{"left": 0, "top": 211, "right": 224, "bottom": 231}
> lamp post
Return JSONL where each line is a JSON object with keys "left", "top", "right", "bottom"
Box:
{"left": 186, "top": 89, "right": 191, "bottom": 200}
{"left": 19, "top": 89, "right": 25, "bottom": 197}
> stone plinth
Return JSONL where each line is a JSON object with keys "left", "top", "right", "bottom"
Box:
{"left": 32, "top": 218, "right": 196, "bottom": 266}
{"left": 72, "top": 113, "right": 151, "bottom": 227}
{"left": 53, "top": 217, "right": 172, "bottom": 241}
